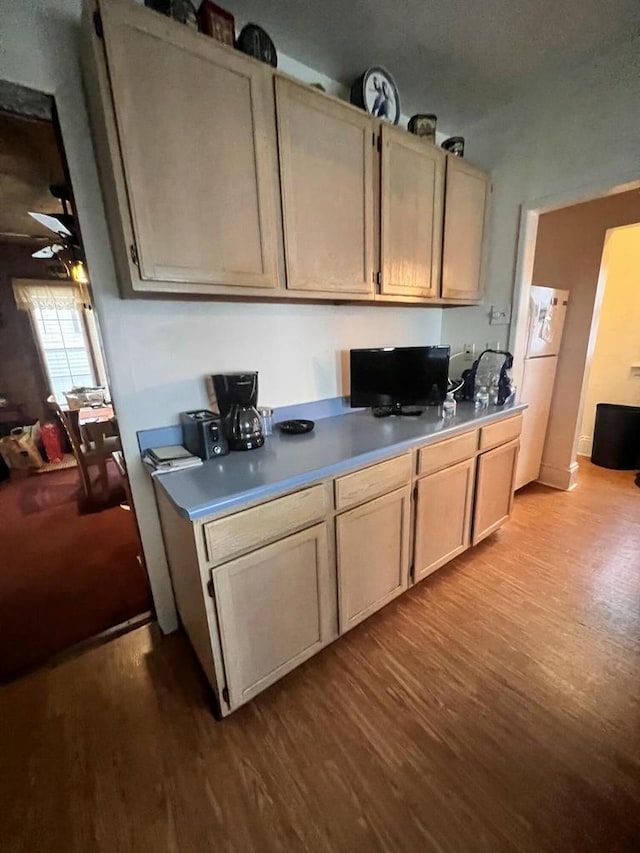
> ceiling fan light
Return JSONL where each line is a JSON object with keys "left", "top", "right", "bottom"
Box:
{"left": 71, "top": 260, "right": 89, "bottom": 285}
{"left": 32, "top": 243, "right": 64, "bottom": 259}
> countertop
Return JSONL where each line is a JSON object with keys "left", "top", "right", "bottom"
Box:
{"left": 153, "top": 402, "right": 527, "bottom": 521}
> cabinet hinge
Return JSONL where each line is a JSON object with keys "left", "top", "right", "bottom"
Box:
{"left": 93, "top": 10, "right": 104, "bottom": 39}
{"left": 413, "top": 484, "right": 418, "bottom": 501}
{"left": 377, "top": 135, "right": 382, "bottom": 152}
{"left": 206, "top": 578, "right": 214, "bottom": 598}
{"left": 373, "top": 270, "right": 381, "bottom": 285}
{"left": 129, "top": 243, "right": 139, "bottom": 266}
{"left": 222, "top": 686, "right": 230, "bottom": 705}
{"left": 372, "top": 131, "right": 376, "bottom": 147}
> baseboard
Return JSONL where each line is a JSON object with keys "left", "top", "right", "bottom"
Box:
{"left": 577, "top": 435, "right": 593, "bottom": 457}
{"left": 537, "top": 461, "right": 580, "bottom": 491}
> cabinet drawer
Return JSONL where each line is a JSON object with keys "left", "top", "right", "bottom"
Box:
{"left": 334, "top": 453, "right": 412, "bottom": 511}
{"left": 418, "top": 429, "right": 478, "bottom": 476}
{"left": 203, "top": 484, "right": 328, "bottom": 566}
{"left": 479, "top": 414, "right": 523, "bottom": 451}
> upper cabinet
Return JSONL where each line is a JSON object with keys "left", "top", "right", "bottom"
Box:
{"left": 441, "top": 157, "right": 490, "bottom": 301}
{"left": 275, "top": 78, "right": 374, "bottom": 296}
{"left": 91, "top": 0, "right": 283, "bottom": 295}
{"left": 83, "top": 0, "right": 490, "bottom": 304}
{"left": 379, "top": 125, "right": 445, "bottom": 300}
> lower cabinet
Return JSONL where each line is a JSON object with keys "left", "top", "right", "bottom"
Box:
{"left": 472, "top": 439, "right": 520, "bottom": 545}
{"left": 156, "top": 413, "right": 523, "bottom": 715}
{"left": 414, "top": 458, "right": 475, "bottom": 581}
{"left": 212, "top": 522, "right": 334, "bottom": 709}
{"left": 336, "top": 486, "right": 411, "bottom": 633}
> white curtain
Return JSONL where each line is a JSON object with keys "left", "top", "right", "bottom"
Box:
{"left": 12, "top": 281, "right": 90, "bottom": 312}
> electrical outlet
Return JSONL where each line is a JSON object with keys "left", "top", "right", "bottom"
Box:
{"left": 489, "top": 305, "right": 511, "bottom": 325}
{"left": 463, "top": 343, "right": 475, "bottom": 362}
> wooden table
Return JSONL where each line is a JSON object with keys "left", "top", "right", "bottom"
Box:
{"left": 77, "top": 404, "right": 115, "bottom": 426}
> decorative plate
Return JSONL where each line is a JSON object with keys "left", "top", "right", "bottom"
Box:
{"left": 350, "top": 67, "right": 400, "bottom": 125}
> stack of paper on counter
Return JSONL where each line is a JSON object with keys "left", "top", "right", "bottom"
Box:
{"left": 143, "top": 445, "right": 202, "bottom": 475}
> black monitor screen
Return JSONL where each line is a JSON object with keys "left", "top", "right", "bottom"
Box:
{"left": 350, "top": 346, "right": 450, "bottom": 408}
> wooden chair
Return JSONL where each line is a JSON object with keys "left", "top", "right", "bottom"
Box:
{"left": 47, "top": 396, "right": 122, "bottom": 501}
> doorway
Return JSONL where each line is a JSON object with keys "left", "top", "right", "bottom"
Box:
{"left": 0, "top": 85, "right": 152, "bottom": 680}
{"left": 511, "top": 184, "right": 640, "bottom": 492}
{"left": 576, "top": 222, "right": 640, "bottom": 461}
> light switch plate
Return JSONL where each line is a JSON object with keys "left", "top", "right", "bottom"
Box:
{"left": 489, "top": 305, "right": 511, "bottom": 325}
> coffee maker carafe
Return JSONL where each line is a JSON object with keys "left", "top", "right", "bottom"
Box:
{"left": 210, "top": 372, "right": 264, "bottom": 451}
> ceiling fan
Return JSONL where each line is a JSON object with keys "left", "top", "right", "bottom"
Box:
{"left": 29, "top": 183, "right": 78, "bottom": 257}
{"left": 28, "top": 184, "right": 89, "bottom": 283}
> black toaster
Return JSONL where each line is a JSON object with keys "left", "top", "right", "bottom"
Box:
{"left": 180, "top": 410, "right": 229, "bottom": 460}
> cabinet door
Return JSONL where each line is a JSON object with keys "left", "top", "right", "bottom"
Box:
{"left": 441, "top": 157, "right": 490, "bottom": 301}
{"left": 212, "top": 523, "right": 334, "bottom": 709}
{"left": 100, "top": 0, "right": 281, "bottom": 288}
{"left": 336, "top": 487, "right": 411, "bottom": 633}
{"left": 414, "top": 458, "right": 475, "bottom": 581}
{"left": 275, "top": 78, "right": 374, "bottom": 295}
{"left": 472, "top": 439, "right": 519, "bottom": 545}
{"left": 380, "top": 126, "right": 445, "bottom": 299}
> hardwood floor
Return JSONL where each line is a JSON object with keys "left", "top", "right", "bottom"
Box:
{"left": 2, "top": 462, "right": 639, "bottom": 852}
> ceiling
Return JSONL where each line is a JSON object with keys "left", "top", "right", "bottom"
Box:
{"left": 0, "top": 111, "right": 66, "bottom": 247}
{"left": 229, "top": 0, "right": 640, "bottom": 127}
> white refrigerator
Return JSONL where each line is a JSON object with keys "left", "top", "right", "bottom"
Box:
{"left": 515, "top": 285, "right": 569, "bottom": 489}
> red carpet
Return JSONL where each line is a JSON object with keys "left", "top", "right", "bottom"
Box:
{"left": 0, "top": 465, "right": 152, "bottom": 681}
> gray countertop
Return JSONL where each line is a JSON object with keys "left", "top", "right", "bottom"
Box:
{"left": 153, "top": 402, "right": 527, "bottom": 521}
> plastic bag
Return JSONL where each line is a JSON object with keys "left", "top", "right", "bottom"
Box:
{"left": 0, "top": 426, "right": 44, "bottom": 470}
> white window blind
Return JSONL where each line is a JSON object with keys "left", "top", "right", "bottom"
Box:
{"left": 12, "top": 281, "right": 98, "bottom": 403}
{"left": 31, "top": 306, "right": 97, "bottom": 402}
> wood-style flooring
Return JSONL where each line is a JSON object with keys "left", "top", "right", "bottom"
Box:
{"left": 2, "top": 462, "right": 639, "bottom": 852}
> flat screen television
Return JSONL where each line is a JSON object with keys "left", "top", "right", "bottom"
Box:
{"left": 350, "top": 346, "right": 450, "bottom": 411}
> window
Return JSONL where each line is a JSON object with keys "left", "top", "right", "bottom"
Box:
{"left": 12, "top": 280, "right": 105, "bottom": 404}
{"left": 31, "top": 305, "right": 97, "bottom": 402}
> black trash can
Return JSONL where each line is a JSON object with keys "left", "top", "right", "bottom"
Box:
{"left": 591, "top": 403, "right": 640, "bottom": 470}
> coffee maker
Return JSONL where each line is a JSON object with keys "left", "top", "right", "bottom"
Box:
{"left": 210, "top": 372, "right": 264, "bottom": 451}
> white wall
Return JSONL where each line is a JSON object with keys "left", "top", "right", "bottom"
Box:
{"left": 578, "top": 223, "right": 640, "bottom": 456}
{"left": 440, "top": 34, "right": 640, "bottom": 368}
{"left": 0, "top": 0, "right": 442, "bottom": 630}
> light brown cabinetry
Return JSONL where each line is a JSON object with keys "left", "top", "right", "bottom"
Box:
{"left": 203, "top": 483, "right": 327, "bottom": 566}
{"left": 84, "top": 0, "right": 491, "bottom": 303}
{"left": 334, "top": 453, "right": 412, "bottom": 510}
{"left": 336, "top": 487, "right": 411, "bottom": 632}
{"left": 379, "top": 126, "right": 445, "bottom": 299}
{"left": 94, "top": 0, "right": 282, "bottom": 294}
{"left": 479, "top": 414, "right": 523, "bottom": 451}
{"left": 275, "top": 77, "right": 374, "bottom": 296}
{"left": 417, "top": 429, "right": 478, "bottom": 476}
{"left": 414, "top": 458, "right": 475, "bottom": 581}
{"left": 155, "top": 411, "right": 522, "bottom": 715}
{"left": 212, "top": 523, "right": 335, "bottom": 708}
{"left": 472, "top": 438, "right": 520, "bottom": 544}
{"left": 441, "top": 157, "right": 490, "bottom": 301}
